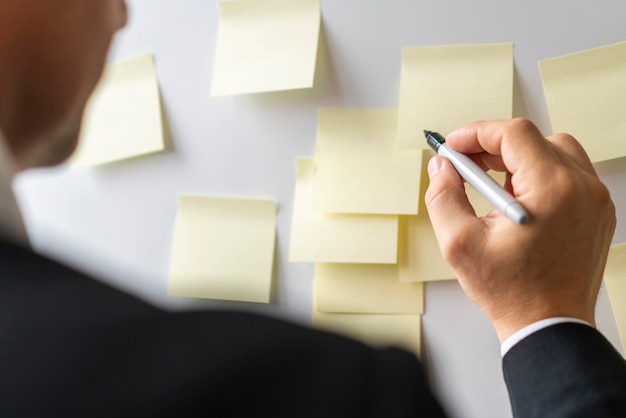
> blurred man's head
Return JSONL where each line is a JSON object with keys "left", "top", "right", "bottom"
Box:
{"left": 0, "top": 0, "right": 127, "bottom": 170}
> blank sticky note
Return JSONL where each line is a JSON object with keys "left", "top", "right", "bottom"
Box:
{"left": 313, "top": 312, "right": 421, "bottom": 357}
{"left": 73, "top": 53, "right": 164, "bottom": 168}
{"left": 313, "top": 109, "right": 423, "bottom": 215}
{"left": 605, "top": 243, "right": 626, "bottom": 356}
{"left": 289, "top": 159, "right": 398, "bottom": 264}
{"left": 315, "top": 263, "right": 424, "bottom": 314}
{"left": 539, "top": 41, "right": 626, "bottom": 163}
{"left": 210, "top": 0, "right": 321, "bottom": 96}
{"left": 399, "top": 150, "right": 506, "bottom": 282}
{"left": 397, "top": 43, "right": 513, "bottom": 149}
{"left": 168, "top": 196, "right": 276, "bottom": 303}
{"left": 398, "top": 213, "right": 455, "bottom": 282}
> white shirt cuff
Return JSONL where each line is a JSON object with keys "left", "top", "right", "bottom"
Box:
{"left": 500, "top": 317, "right": 593, "bottom": 357}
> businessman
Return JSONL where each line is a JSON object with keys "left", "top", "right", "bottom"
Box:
{"left": 0, "top": 1, "right": 625, "bottom": 417}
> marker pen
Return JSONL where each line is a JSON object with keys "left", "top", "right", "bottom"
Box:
{"left": 424, "top": 130, "right": 529, "bottom": 225}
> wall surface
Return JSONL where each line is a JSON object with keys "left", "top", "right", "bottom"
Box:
{"left": 14, "top": 1, "right": 626, "bottom": 417}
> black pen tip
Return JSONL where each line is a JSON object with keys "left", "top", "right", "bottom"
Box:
{"left": 424, "top": 130, "right": 444, "bottom": 151}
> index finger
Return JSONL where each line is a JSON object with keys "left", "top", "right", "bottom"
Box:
{"left": 446, "top": 118, "right": 559, "bottom": 177}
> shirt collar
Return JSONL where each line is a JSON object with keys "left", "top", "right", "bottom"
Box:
{"left": 0, "top": 129, "right": 30, "bottom": 248}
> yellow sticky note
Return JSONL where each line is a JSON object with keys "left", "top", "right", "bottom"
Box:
{"left": 313, "top": 109, "right": 423, "bottom": 215}
{"left": 605, "top": 243, "right": 626, "bottom": 356}
{"left": 73, "top": 53, "right": 164, "bottom": 168}
{"left": 313, "top": 312, "right": 421, "bottom": 357}
{"left": 210, "top": 0, "right": 321, "bottom": 96}
{"left": 399, "top": 150, "right": 505, "bottom": 282}
{"left": 539, "top": 41, "right": 626, "bottom": 163}
{"left": 398, "top": 213, "right": 455, "bottom": 282}
{"left": 168, "top": 196, "right": 276, "bottom": 303}
{"left": 315, "top": 263, "right": 424, "bottom": 314}
{"left": 289, "top": 159, "right": 398, "bottom": 264}
{"left": 397, "top": 43, "right": 513, "bottom": 149}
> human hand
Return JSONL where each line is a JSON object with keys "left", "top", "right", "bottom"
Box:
{"left": 424, "top": 119, "right": 616, "bottom": 342}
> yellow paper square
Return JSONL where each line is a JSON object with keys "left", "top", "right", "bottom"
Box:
{"left": 73, "top": 53, "right": 164, "bottom": 168}
{"left": 315, "top": 263, "right": 424, "bottom": 314}
{"left": 605, "top": 243, "right": 626, "bottom": 356}
{"left": 539, "top": 41, "right": 626, "bottom": 163}
{"left": 398, "top": 214, "right": 455, "bottom": 282}
{"left": 397, "top": 43, "right": 513, "bottom": 149}
{"left": 289, "top": 159, "right": 398, "bottom": 264}
{"left": 210, "top": 0, "right": 321, "bottom": 96}
{"left": 168, "top": 196, "right": 276, "bottom": 303}
{"left": 399, "top": 151, "right": 505, "bottom": 282}
{"left": 313, "top": 109, "right": 422, "bottom": 215}
{"left": 313, "top": 312, "right": 421, "bottom": 357}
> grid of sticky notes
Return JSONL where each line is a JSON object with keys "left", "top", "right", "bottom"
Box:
{"left": 73, "top": 53, "right": 165, "bottom": 168}
{"left": 288, "top": 44, "right": 514, "bottom": 356}
{"left": 539, "top": 40, "right": 626, "bottom": 163}
{"left": 605, "top": 243, "right": 626, "bottom": 357}
{"left": 211, "top": 0, "right": 321, "bottom": 96}
{"left": 168, "top": 196, "right": 277, "bottom": 304}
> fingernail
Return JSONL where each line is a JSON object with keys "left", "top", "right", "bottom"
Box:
{"left": 428, "top": 157, "right": 443, "bottom": 177}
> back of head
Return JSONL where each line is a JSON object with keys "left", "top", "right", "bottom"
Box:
{"left": 0, "top": 0, "right": 127, "bottom": 171}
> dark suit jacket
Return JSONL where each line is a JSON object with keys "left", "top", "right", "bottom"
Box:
{"left": 1, "top": 240, "right": 625, "bottom": 417}
{"left": 0, "top": 240, "right": 444, "bottom": 417}
{"left": 503, "top": 322, "right": 626, "bottom": 417}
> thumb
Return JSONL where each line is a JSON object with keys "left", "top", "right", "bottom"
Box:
{"left": 424, "top": 156, "right": 482, "bottom": 262}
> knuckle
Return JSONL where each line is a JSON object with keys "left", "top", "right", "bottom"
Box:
{"left": 424, "top": 174, "right": 456, "bottom": 213}
{"left": 594, "top": 182, "right": 616, "bottom": 224}
{"left": 594, "top": 181, "right": 613, "bottom": 204}
{"left": 549, "top": 132, "right": 577, "bottom": 145}
{"left": 424, "top": 182, "right": 444, "bottom": 211}
{"left": 548, "top": 133, "right": 587, "bottom": 157}
{"left": 550, "top": 167, "right": 616, "bottom": 225}
{"left": 507, "top": 117, "right": 538, "bottom": 134}
{"left": 440, "top": 229, "right": 476, "bottom": 266}
{"left": 551, "top": 169, "right": 583, "bottom": 203}
{"left": 424, "top": 184, "right": 473, "bottom": 266}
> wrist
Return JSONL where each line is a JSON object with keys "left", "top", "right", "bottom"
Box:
{"left": 491, "top": 307, "right": 596, "bottom": 343}
{"left": 500, "top": 317, "right": 594, "bottom": 356}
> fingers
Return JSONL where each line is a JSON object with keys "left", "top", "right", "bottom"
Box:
{"left": 425, "top": 156, "right": 483, "bottom": 263}
{"left": 426, "top": 118, "right": 601, "bottom": 268}
{"left": 472, "top": 152, "right": 507, "bottom": 172}
{"left": 445, "top": 118, "right": 558, "bottom": 178}
{"left": 546, "top": 133, "right": 597, "bottom": 176}
{"left": 446, "top": 118, "right": 543, "bottom": 154}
